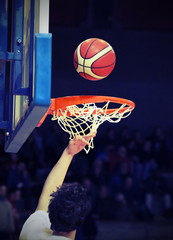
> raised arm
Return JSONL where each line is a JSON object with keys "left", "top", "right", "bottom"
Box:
{"left": 36, "top": 132, "right": 96, "bottom": 211}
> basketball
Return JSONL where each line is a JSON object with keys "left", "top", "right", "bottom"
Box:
{"left": 73, "top": 38, "right": 116, "bottom": 81}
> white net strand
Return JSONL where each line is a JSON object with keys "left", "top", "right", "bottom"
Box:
{"left": 51, "top": 101, "right": 134, "bottom": 153}
{"left": 107, "top": 104, "right": 132, "bottom": 123}
{"left": 58, "top": 113, "right": 90, "bottom": 137}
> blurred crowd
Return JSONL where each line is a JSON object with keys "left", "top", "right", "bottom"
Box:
{"left": 0, "top": 122, "right": 173, "bottom": 240}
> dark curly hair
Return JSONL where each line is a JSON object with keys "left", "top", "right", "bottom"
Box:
{"left": 48, "top": 182, "right": 91, "bottom": 233}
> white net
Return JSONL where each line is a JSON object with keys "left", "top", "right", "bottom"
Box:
{"left": 51, "top": 101, "right": 133, "bottom": 153}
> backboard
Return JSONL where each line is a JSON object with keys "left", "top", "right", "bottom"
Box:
{"left": 0, "top": 0, "right": 52, "bottom": 152}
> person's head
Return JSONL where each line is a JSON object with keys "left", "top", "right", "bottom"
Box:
{"left": 98, "top": 184, "right": 110, "bottom": 199}
{"left": 9, "top": 188, "right": 22, "bottom": 201}
{"left": 0, "top": 184, "right": 7, "bottom": 198}
{"left": 48, "top": 182, "right": 91, "bottom": 234}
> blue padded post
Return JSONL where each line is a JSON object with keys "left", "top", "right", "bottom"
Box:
{"left": 34, "top": 33, "right": 52, "bottom": 106}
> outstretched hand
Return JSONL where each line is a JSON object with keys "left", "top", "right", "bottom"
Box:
{"left": 66, "top": 132, "right": 96, "bottom": 156}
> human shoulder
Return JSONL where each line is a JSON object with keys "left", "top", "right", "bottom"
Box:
{"left": 25, "top": 210, "right": 50, "bottom": 223}
{"left": 19, "top": 210, "right": 51, "bottom": 240}
{"left": 0, "top": 199, "right": 12, "bottom": 209}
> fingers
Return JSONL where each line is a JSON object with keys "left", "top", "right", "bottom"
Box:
{"left": 73, "top": 131, "right": 96, "bottom": 145}
{"left": 79, "top": 137, "right": 90, "bottom": 145}
{"left": 85, "top": 131, "right": 97, "bottom": 138}
{"left": 84, "top": 131, "right": 96, "bottom": 141}
{"left": 73, "top": 135, "right": 90, "bottom": 145}
{"left": 67, "top": 132, "right": 97, "bottom": 155}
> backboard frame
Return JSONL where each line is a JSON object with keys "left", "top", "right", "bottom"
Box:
{"left": 0, "top": 0, "right": 52, "bottom": 153}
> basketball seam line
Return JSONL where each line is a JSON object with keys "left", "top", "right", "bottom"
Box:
{"left": 73, "top": 61, "right": 115, "bottom": 68}
{"left": 83, "top": 39, "right": 98, "bottom": 78}
{"left": 83, "top": 49, "right": 115, "bottom": 72}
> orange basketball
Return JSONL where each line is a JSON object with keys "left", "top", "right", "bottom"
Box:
{"left": 73, "top": 38, "right": 116, "bottom": 81}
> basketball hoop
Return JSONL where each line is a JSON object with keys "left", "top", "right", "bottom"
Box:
{"left": 38, "top": 95, "right": 135, "bottom": 153}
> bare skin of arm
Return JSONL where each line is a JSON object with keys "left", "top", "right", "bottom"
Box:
{"left": 36, "top": 132, "right": 96, "bottom": 212}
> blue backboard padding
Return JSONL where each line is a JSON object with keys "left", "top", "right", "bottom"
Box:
{"left": 5, "top": 34, "right": 52, "bottom": 153}
{"left": 34, "top": 34, "right": 52, "bottom": 105}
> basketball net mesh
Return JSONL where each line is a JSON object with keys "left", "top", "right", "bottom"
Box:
{"left": 51, "top": 101, "right": 133, "bottom": 153}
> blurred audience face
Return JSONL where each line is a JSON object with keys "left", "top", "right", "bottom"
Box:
{"left": 93, "top": 159, "right": 103, "bottom": 171}
{"left": 124, "top": 177, "right": 133, "bottom": 189}
{"left": 82, "top": 178, "right": 93, "bottom": 190}
{"left": 117, "top": 146, "right": 127, "bottom": 158}
{"left": 10, "top": 189, "right": 21, "bottom": 201}
{"left": 0, "top": 185, "right": 7, "bottom": 198}
{"left": 99, "top": 185, "right": 109, "bottom": 199}
{"left": 143, "top": 140, "right": 152, "bottom": 152}
{"left": 115, "top": 193, "right": 126, "bottom": 204}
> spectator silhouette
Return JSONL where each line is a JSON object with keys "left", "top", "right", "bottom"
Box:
{"left": 0, "top": 184, "right": 14, "bottom": 240}
{"left": 95, "top": 184, "right": 115, "bottom": 220}
{"left": 7, "top": 160, "right": 31, "bottom": 210}
{"left": 89, "top": 157, "right": 109, "bottom": 186}
{"left": 9, "top": 188, "right": 25, "bottom": 240}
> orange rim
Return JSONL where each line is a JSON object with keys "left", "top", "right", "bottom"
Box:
{"left": 37, "top": 95, "right": 135, "bottom": 126}
{"left": 50, "top": 95, "right": 135, "bottom": 111}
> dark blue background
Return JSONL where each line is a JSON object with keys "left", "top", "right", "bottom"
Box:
{"left": 49, "top": 0, "right": 173, "bottom": 135}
